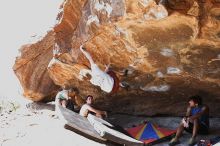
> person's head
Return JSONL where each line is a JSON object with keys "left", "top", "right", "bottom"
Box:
{"left": 104, "top": 64, "right": 113, "bottom": 72}
{"left": 68, "top": 88, "right": 79, "bottom": 96}
{"left": 86, "top": 95, "right": 93, "bottom": 104}
{"left": 188, "top": 95, "right": 202, "bottom": 107}
{"left": 83, "top": 73, "right": 92, "bottom": 81}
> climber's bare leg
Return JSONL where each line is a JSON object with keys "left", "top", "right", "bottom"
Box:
{"left": 80, "top": 45, "right": 95, "bottom": 65}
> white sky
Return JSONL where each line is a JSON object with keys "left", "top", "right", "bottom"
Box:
{"left": 0, "top": 0, "right": 63, "bottom": 101}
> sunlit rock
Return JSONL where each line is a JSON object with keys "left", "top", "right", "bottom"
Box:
{"left": 14, "top": 0, "right": 220, "bottom": 116}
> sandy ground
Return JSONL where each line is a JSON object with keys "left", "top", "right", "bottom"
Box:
{"left": 1, "top": 101, "right": 220, "bottom": 146}
{"left": 0, "top": 101, "right": 106, "bottom": 146}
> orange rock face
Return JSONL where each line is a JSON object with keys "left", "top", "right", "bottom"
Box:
{"left": 13, "top": 31, "right": 60, "bottom": 101}
{"left": 13, "top": 0, "right": 220, "bottom": 116}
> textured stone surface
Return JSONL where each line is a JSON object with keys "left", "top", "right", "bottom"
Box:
{"left": 13, "top": 31, "right": 60, "bottom": 102}
{"left": 13, "top": 0, "right": 220, "bottom": 116}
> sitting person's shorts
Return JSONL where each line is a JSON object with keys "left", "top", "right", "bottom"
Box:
{"left": 184, "top": 122, "right": 209, "bottom": 134}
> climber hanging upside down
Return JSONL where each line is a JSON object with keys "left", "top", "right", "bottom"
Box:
{"left": 79, "top": 45, "right": 120, "bottom": 94}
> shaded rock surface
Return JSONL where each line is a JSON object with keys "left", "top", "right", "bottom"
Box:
{"left": 14, "top": 0, "right": 220, "bottom": 116}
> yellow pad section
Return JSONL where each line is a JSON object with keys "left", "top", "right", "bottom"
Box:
{"left": 135, "top": 124, "right": 147, "bottom": 140}
{"left": 152, "top": 124, "right": 164, "bottom": 138}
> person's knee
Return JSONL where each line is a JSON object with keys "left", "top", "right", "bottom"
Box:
{"left": 193, "top": 119, "right": 198, "bottom": 125}
{"left": 96, "top": 113, "right": 103, "bottom": 118}
{"left": 178, "top": 122, "right": 184, "bottom": 129}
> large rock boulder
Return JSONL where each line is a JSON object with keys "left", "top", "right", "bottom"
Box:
{"left": 13, "top": 0, "right": 220, "bottom": 116}
{"left": 13, "top": 31, "right": 60, "bottom": 102}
